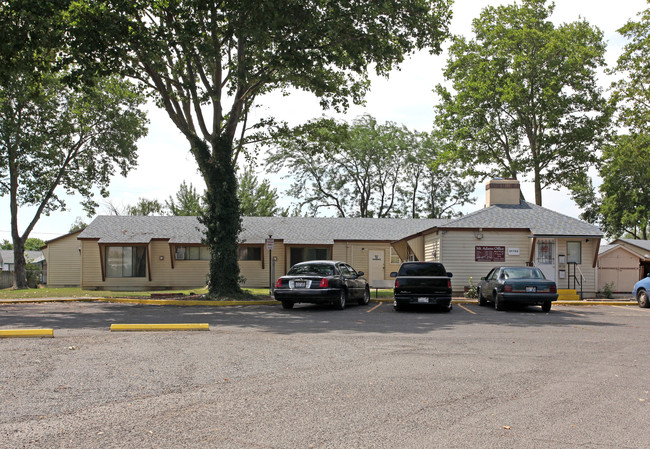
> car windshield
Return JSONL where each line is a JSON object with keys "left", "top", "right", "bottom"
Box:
{"left": 502, "top": 267, "right": 545, "bottom": 280}
{"left": 398, "top": 263, "right": 446, "bottom": 277}
{"left": 288, "top": 264, "right": 335, "bottom": 276}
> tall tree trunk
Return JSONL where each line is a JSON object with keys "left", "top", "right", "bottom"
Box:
{"left": 9, "top": 143, "right": 28, "bottom": 289}
{"left": 534, "top": 170, "right": 542, "bottom": 206}
{"left": 11, "top": 238, "right": 28, "bottom": 289}
{"left": 197, "top": 137, "right": 243, "bottom": 297}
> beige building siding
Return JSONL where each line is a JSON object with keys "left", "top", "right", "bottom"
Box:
{"left": 353, "top": 242, "right": 397, "bottom": 280}
{"left": 598, "top": 247, "right": 640, "bottom": 292}
{"left": 554, "top": 239, "right": 598, "bottom": 293}
{"left": 43, "top": 231, "right": 82, "bottom": 287}
{"left": 81, "top": 240, "right": 208, "bottom": 290}
{"left": 240, "top": 243, "right": 285, "bottom": 288}
{"left": 424, "top": 233, "right": 440, "bottom": 262}
{"left": 240, "top": 241, "right": 396, "bottom": 288}
{"left": 436, "top": 230, "right": 532, "bottom": 293}
{"left": 425, "top": 232, "right": 600, "bottom": 295}
{"left": 80, "top": 240, "right": 103, "bottom": 288}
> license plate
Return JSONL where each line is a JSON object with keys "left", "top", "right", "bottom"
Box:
{"left": 295, "top": 281, "right": 306, "bottom": 288}
{"left": 526, "top": 286, "right": 537, "bottom": 293}
{"left": 418, "top": 297, "right": 429, "bottom": 303}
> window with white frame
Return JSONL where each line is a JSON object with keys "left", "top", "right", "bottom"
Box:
{"left": 567, "top": 241, "right": 582, "bottom": 264}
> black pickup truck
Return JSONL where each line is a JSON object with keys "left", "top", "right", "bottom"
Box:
{"left": 390, "top": 262, "right": 453, "bottom": 312}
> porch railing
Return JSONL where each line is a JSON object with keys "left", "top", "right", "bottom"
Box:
{"left": 567, "top": 262, "right": 584, "bottom": 300}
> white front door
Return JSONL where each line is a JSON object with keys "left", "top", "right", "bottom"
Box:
{"left": 368, "top": 250, "right": 385, "bottom": 285}
{"left": 536, "top": 239, "right": 557, "bottom": 282}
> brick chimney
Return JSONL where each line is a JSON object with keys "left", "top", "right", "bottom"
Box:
{"left": 485, "top": 179, "right": 521, "bottom": 207}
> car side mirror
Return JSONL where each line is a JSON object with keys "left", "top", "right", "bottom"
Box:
{"left": 357, "top": 271, "right": 364, "bottom": 277}
{"left": 481, "top": 276, "right": 487, "bottom": 280}
{"left": 390, "top": 272, "right": 397, "bottom": 278}
{"left": 447, "top": 273, "right": 453, "bottom": 278}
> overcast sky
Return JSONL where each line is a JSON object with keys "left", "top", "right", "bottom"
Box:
{"left": 2, "top": 0, "right": 648, "bottom": 244}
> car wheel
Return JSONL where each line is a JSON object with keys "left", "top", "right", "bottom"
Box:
{"left": 441, "top": 302, "right": 452, "bottom": 313}
{"left": 541, "top": 301, "right": 552, "bottom": 312}
{"left": 477, "top": 287, "right": 488, "bottom": 306}
{"left": 335, "top": 289, "right": 347, "bottom": 310}
{"left": 637, "top": 289, "right": 650, "bottom": 308}
{"left": 281, "top": 301, "right": 294, "bottom": 309}
{"left": 393, "top": 300, "right": 402, "bottom": 312}
{"left": 358, "top": 287, "right": 370, "bottom": 306}
{"left": 494, "top": 292, "right": 505, "bottom": 311}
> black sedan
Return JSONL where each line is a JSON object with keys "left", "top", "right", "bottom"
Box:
{"left": 476, "top": 266, "right": 558, "bottom": 312}
{"left": 274, "top": 260, "right": 370, "bottom": 310}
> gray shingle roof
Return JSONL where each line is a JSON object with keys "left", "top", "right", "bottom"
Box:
{"left": 78, "top": 216, "right": 447, "bottom": 245}
{"left": 438, "top": 202, "right": 602, "bottom": 237}
{"left": 0, "top": 250, "right": 45, "bottom": 265}
{"left": 615, "top": 239, "right": 650, "bottom": 253}
{"left": 599, "top": 244, "right": 615, "bottom": 255}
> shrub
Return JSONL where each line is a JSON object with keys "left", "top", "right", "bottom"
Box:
{"left": 464, "top": 277, "right": 478, "bottom": 299}
{"left": 602, "top": 281, "right": 615, "bottom": 299}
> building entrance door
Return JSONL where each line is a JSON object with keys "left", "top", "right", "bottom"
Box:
{"left": 368, "top": 250, "right": 385, "bottom": 286}
{"left": 536, "top": 239, "right": 556, "bottom": 282}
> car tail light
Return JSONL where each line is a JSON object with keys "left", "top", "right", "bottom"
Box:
{"left": 320, "top": 278, "right": 329, "bottom": 288}
{"left": 447, "top": 279, "right": 451, "bottom": 289}
{"left": 550, "top": 284, "right": 556, "bottom": 293}
{"left": 504, "top": 285, "right": 513, "bottom": 293}
{"left": 395, "top": 279, "right": 399, "bottom": 289}
{"left": 275, "top": 279, "right": 283, "bottom": 288}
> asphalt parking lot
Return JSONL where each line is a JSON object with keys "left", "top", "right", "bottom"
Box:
{"left": 1, "top": 301, "right": 649, "bottom": 448}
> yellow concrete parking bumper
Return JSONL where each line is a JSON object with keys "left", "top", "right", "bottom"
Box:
{"left": 0, "top": 329, "right": 54, "bottom": 338}
{"left": 110, "top": 323, "right": 209, "bottom": 332}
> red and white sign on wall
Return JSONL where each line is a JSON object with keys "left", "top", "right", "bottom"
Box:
{"left": 475, "top": 246, "right": 506, "bottom": 262}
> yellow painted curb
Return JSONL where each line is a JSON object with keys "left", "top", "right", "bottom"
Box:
{"left": 110, "top": 323, "right": 209, "bottom": 332}
{"left": 89, "top": 298, "right": 278, "bottom": 307}
{"left": 0, "top": 329, "right": 54, "bottom": 338}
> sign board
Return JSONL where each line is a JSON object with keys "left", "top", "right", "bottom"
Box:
{"left": 508, "top": 247, "right": 520, "bottom": 256}
{"left": 265, "top": 238, "right": 275, "bottom": 251}
{"left": 475, "top": 246, "right": 505, "bottom": 262}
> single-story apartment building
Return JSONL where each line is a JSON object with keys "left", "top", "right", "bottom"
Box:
{"left": 61, "top": 215, "right": 443, "bottom": 291}
{"left": 597, "top": 239, "right": 650, "bottom": 293}
{"left": 43, "top": 179, "right": 603, "bottom": 296}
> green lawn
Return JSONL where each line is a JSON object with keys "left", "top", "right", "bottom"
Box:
{"left": 0, "top": 286, "right": 209, "bottom": 300}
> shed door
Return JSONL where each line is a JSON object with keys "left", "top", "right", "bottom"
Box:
{"left": 599, "top": 267, "right": 639, "bottom": 293}
{"left": 368, "top": 250, "right": 385, "bottom": 286}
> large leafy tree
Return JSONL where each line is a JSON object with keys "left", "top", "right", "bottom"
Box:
{"left": 71, "top": 0, "right": 453, "bottom": 296}
{"left": 397, "top": 135, "right": 475, "bottom": 219}
{"left": 1, "top": 2, "right": 148, "bottom": 289}
{"left": 267, "top": 116, "right": 404, "bottom": 217}
{"left": 267, "top": 115, "right": 473, "bottom": 218}
{"left": 0, "top": 72, "right": 147, "bottom": 289}
{"left": 573, "top": 5, "right": 650, "bottom": 239}
{"left": 434, "top": 0, "right": 611, "bottom": 206}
